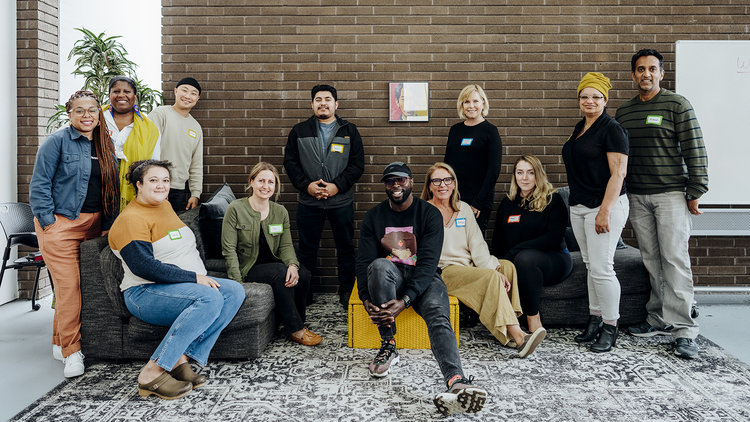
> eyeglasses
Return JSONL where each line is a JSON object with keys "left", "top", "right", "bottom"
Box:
{"left": 71, "top": 107, "right": 99, "bottom": 117}
{"left": 384, "top": 177, "right": 409, "bottom": 187}
{"left": 579, "top": 95, "right": 605, "bottom": 101}
{"left": 429, "top": 177, "right": 455, "bottom": 186}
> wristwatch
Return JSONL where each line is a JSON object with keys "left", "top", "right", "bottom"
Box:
{"left": 401, "top": 295, "right": 412, "bottom": 308}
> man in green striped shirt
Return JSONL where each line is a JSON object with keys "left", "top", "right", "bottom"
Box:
{"left": 615, "top": 49, "right": 708, "bottom": 360}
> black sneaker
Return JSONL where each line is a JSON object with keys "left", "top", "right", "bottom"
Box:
{"left": 433, "top": 376, "right": 487, "bottom": 416}
{"left": 626, "top": 322, "right": 673, "bottom": 337}
{"left": 369, "top": 340, "right": 399, "bottom": 377}
{"left": 674, "top": 338, "right": 699, "bottom": 359}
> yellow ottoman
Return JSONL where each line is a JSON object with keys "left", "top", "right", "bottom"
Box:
{"left": 348, "top": 280, "right": 459, "bottom": 349}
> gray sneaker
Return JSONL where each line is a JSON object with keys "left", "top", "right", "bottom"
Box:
{"left": 433, "top": 376, "right": 487, "bottom": 416}
{"left": 674, "top": 338, "right": 699, "bottom": 359}
{"left": 627, "top": 322, "right": 673, "bottom": 337}
{"left": 369, "top": 340, "right": 399, "bottom": 377}
{"left": 517, "top": 327, "right": 546, "bottom": 358}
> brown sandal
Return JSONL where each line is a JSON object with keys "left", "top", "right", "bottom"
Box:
{"left": 170, "top": 362, "right": 207, "bottom": 389}
{"left": 289, "top": 327, "right": 322, "bottom": 346}
{"left": 138, "top": 372, "right": 192, "bottom": 400}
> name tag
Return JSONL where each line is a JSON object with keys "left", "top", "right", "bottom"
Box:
{"left": 507, "top": 215, "right": 521, "bottom": 223}
{"left": 455, "top": 218, "right": 466, "bottom": 227}
{"left": 269, "top": 224, "right": 283, "bottom": 234}
{"left": 188, "top": 129, "right": 197, "bottom": 138}
{"left": 646, "top": 115, "right": 663, "bottom": 125}
{"left": 331, "top": 143, "right": 344, "bottom": 153}
{"left": 168, "top": 230, "right": 182, "bottom": 240}
{"left": 460, "top": 138, "right": 473, "bottom": 146}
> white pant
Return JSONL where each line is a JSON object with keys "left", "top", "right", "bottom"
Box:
{"left": 628, "top": 191, "right": 698, "bottom": 339}
{"left": 570, "top": 195, "right": 629, "bottom": 322}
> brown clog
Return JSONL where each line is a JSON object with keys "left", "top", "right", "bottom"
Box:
{"left": 289, "top": 327, "right": 322, "bottom": 346}
{"left": 138, "top": 372, "right": 192, "bottom": 400}
{"left": 170, "top": 362, "right": 207, "bottom": 389}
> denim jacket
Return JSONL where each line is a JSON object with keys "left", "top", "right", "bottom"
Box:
{"left": 29, "top": 126, "right": 119, "bottom": 230}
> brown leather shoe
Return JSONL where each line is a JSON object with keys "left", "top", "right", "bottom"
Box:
{"left": 289, "top": 327, "right": 322, "bottom": 346}
{"left": 138, "top": 372, "right": 192, "bottom": 400}
{"left": 170, "top": 362, "right": 207, "bottom": 389}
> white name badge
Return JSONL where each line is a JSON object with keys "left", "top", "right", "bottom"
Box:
{"left": 646, "top": 115, "right": 663, "bottom": 125}
{"left": 455, "top": 218, "right": 466, "bottom": 227}
{"left": 331, "top": 143, "right": 344, "bottom": 153}
{"left": 460, "top": 138, "right": 474, "bottom": 146}
{"left": 507, "top": 215, "right": 521, "bottom": 223}
{"left": 269, "top": 224, "right": 283, "bottom": 234}
{"left": 168, "top": 230, "right": 182, "bottom": 240}
{"left": 188, "top": 129, "right": 198, "bottom": 138}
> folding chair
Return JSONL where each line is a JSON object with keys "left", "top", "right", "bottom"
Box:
{"left": 0, "top": 202, "right": 51, "bottom": 310}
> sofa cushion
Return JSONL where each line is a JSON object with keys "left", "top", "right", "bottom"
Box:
{"left": 199, "top": 183, "right": 235, "bottom": 260}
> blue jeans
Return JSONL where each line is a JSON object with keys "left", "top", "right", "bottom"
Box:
{"left": 124, "top": 278, "right": 245, "bottom": 371}
{"left": 367, "top": 258, "right": 464, "bottom": 384}
{"left": 296, "top": 202, "right": 356, "bottom": 301}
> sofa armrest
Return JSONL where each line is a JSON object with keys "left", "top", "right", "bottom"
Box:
{"left": 80, "top": 235, "right": 127, "bottom": 359}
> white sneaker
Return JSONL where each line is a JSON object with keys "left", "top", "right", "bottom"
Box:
{"left": 52, "top": 345, "right": 63, "bottom": 361}
{"left": 63, "top": 351, "right": 85, "bottom": 378}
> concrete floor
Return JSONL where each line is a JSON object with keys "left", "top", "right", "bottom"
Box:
{"left": 1, "top": 293, "right": 748, "bottom": 421}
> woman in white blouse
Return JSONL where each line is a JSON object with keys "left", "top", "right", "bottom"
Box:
{"left": 421, "top": 162, "right": 546, "bottom": 357}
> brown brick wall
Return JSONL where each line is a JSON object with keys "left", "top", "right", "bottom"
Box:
{"left": 160, "top": 1, "right": 750, "bottom": 291}
{"left": 16, "top": 0, "right": 58, "bottom": 299}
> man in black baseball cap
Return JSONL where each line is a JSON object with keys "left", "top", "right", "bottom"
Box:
{"left": 355, "top": 161, "right": 488, "bottom": 416}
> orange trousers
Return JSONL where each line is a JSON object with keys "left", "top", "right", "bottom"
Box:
{"left": 34, "top": 213, "right": 102, "bottom": 358}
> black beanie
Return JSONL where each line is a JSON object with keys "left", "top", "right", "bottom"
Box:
{"left": 176, "top": 77, "right": 201, "bottom": 93}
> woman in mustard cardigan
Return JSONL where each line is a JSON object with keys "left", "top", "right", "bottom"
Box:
{"left": 221, "top": 162, "right": 321, "bottom": 346}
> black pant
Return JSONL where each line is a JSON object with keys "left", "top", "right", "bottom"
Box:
{"left": 296, "top": 202, "right": 355, "bottom": 302}
{"left": 244, "top": 262, "right": 311, "bottom": 334}
{"left": 168, "top": 183, "right": 190, "bottom": 214}
{"left": 513, "top": 249, "right": 573, "bottom": 316}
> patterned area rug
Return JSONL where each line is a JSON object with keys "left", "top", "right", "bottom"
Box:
{"left": 12, "top": 294, "right": 750, "bottom": 421}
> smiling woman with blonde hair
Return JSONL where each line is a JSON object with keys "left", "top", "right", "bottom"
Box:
{"left": 443, "top": 84, "right": 502, "bottom": 233}
{"left": 491, "top": 155, "right": 572, "bottom": 336}
{"left": 422, "top": 162, "right": 546, "bottom": 357}
{"left": 222, "top": 162, "right": 321, "bottom": 347}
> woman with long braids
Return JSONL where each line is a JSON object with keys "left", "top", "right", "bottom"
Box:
{"left": 30, "top": 90, "right": 120, "bottom": 378}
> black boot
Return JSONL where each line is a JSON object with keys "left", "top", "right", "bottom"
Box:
{"left": 574, "top": 315, "right": 603, "bottom": 343}
{"left": 590, "top": 323, "right": 618, "bottom": 353}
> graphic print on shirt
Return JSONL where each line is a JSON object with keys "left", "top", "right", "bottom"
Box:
{"left": 382, "top": 226, "right": 417, "bottom": 266}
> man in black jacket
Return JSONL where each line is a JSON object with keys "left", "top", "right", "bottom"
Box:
{"left": 284, "top": 84, "right": 365, "bottom": 308}
{"left": 356, "top": 162, "right": 487, "bottom": 416}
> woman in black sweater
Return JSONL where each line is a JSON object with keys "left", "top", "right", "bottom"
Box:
{"left": 443, "top": 84, "right": 502, "bottom": 234}
{"left": 491, "top": 155, "right": 572, "bottom": 334}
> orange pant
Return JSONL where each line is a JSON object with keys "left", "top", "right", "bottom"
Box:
{"left": 34, "top": 213, "right": 102, "bottom": 357}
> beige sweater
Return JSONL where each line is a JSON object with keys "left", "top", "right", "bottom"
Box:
{"left": 437, "top": 201, "right": 499, "bottom": 270}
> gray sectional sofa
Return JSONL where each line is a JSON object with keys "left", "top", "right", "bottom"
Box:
{"left": 79, "top": 200, "right": 276, "bottom": 360}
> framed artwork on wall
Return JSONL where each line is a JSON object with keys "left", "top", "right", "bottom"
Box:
{"left": 389, "top": 82, "right": 429, "bottom": 122}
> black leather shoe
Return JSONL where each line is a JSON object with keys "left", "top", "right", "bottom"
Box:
{"left": 574, "top": 315, "right": 603, "bottom": 343}
{"left": 590, "top": 323, "right": 618, "bottom": 353}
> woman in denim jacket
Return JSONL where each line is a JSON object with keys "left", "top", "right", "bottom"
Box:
{"left": 29, "top": 90, "right": 120, "bottom": 378}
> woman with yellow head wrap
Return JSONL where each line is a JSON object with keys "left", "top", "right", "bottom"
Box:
{"left": 561, "top": 72, "right": 630, "bottom": 353}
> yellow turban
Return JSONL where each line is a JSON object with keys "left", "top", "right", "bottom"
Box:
{"left": 577, "top": 72, "right": 612, "bottom": 101}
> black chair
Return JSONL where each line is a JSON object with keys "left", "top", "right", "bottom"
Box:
{"left": 0, "top": 202, "right": 51, "bottom": 310}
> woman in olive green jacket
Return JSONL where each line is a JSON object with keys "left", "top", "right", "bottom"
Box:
{"left": 221, "top": 162, "right": 322, "bottom": 346}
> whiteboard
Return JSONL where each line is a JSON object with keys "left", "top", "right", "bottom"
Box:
{"left": 676, "top": 40, "right": 750, "bottom": 205}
